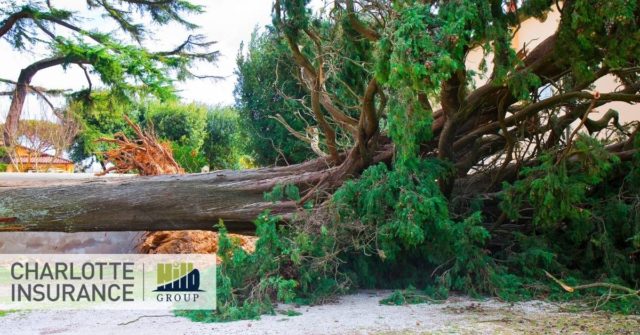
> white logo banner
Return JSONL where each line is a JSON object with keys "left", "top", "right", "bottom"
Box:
{"left": 0, "top": 254, "right": 216, "bottom": 310}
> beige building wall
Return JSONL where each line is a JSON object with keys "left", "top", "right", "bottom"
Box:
{"left": 3, "top": 145, "right": 75, "bottom": 173}
{"left": 466, "top": 6, "right": 637, "bottom": 124}
{"left": 5, "top": 162, "right": 74, "bottom": 173}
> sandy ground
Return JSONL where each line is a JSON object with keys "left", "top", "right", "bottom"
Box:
{"left": 2, "top": 291, "right": 639, "bottom": 335}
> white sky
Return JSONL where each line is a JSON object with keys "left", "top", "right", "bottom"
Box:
{"left": 0, "top": 0, "right": 282, "bottom": 120}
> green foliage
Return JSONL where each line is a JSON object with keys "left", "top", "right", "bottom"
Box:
{"left": 202, "top": 106, "right": 254, "bottom": 170}
{"left": 557, "top": 0, "right": 639, "bottom": 81}
{"left": 333, "top": 162, "right": 494, "bottom": 295}
{"left": 1, "top": 1, "right": 202, "bottom": 51}
{"left": 68, "top": 90, "right": 137, "bottom": 163}
{"left": 140, "top": 101, "right": 207, "bottom": 149}
{"left": 499, "top": 135, "right": 640, "bottom": 312}
{"left": 273, "top": 0, "right": 312, "bottom": 39}
{"left": 177, "top": 209, "right": 345, "bottom": 322}
{"left": 170, "top": 143, "right": 207, "bottom": 173}
{"left": 277, "top": 309, "right": 302, "bottom": 317}
{"left": 502, "top": 135, "right": 619, "bottom": 231}
{"left": 235, "top": 28, "right": 315, "bottom": 165}
{"left": 380, "top": 286, "right": 446, "bottom": 305}
{"left": 0, "top": 163, "right": 7, "bottom": 172}
{"left": 263, "top": 183, "right": 301, "bottom": 203}
{"left": 54, "top": 37, "right": 176, "bottom": 101}
{"left": 379, "top": 2, "right": 483, "bottom": 93}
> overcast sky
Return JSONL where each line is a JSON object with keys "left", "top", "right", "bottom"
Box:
{"left": 0, "top": 0, "right": 289, "bottom": 120}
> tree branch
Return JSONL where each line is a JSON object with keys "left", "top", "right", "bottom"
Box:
{"left": 0, "top": 8, "right": 32, "bottom": 39}
{"left": 454, "top": 91, "right": 640, "bottom": 152}
{"left": 344, "top": 0, "right": 380, "bottom": 41}
{"left": 3, "top": 56, "right": 89, "bottom": 145}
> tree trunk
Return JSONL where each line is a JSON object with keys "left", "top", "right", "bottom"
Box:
{"left": 3, "top": 79, "right": 28, "bottom": 146}
{"left": 3, "top": 57, "right": 85, "bottom": 145}
{"left": 0, "top": 147, "right": 393, "bottom": 233}
{"left": 0, "top": 158, "right": 335, "bottom": 232}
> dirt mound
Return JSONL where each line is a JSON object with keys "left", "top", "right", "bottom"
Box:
{"left": 139, "top": 230, "right": 256, "bottom": 257}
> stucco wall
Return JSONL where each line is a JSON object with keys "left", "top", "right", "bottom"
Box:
{"left": 6, "top": 163, "right": 74, "bottom": 173}
{"left": 466, "top": 6, "right": 637, "bottom": 123}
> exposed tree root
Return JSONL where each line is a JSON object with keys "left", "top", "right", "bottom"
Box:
{"left": 96, "top": 116, "right": 257, "bottom": 254}
{"left": 96, "top": 116, "right": 183, "bottom": 176}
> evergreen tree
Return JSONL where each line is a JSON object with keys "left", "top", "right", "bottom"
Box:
{"left": 0, "top": 0, "right": 218, "bottom": 146}
{"left": 235, "top": 28, "right": 315, "bottom": 165}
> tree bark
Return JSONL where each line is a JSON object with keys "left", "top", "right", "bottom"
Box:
{"left": 3, "top": 57, "right": 87, "bottom": 145}
{"left": 0, "top": 147, "right": 393, "bottom": 233}
{"left": 0, "top": 158, "right": 336, "bottom": 233}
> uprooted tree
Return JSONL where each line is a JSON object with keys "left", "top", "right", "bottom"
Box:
{"left": 2, "top": 0, "right": 638, "bottom": 229}
{"left": 1, "top": 0, "right": 640, "bottom": 313}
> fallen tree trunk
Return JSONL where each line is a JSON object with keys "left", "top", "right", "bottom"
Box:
{"left": 0, "top": 145, "right": 395, "bottom": 233}
{"left": 0, "top": 158, "right": 336, "bottom": 233}
{"left": 1, "top": 143, "right": 632, "bottom": 234}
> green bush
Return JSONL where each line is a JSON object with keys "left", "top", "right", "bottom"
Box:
{"left": 140, "top": 100, "right": 207, "bottom": 150}
{"left": 202, "top": 107, "right": 254, "bottom": 170}
{"left": 171, "top": 143, "right": 208, "bottom": 173}
{"left": 496, "top": 134, "right": 640, "bottom": 313}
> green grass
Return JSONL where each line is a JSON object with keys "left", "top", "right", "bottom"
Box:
{"left": 0, "top": 310, "right": 16, "bottom": 317}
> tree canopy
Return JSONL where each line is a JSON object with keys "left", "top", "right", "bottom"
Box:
{"left": 216, "top": 0, "right": 640, "bottom": 316}
{"left": 0, "top": 0, "right": 218, "bottom": 146}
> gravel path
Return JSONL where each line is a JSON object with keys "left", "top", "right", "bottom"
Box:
{"left": 2, "top": 291, "right": 639, "bottom": 335}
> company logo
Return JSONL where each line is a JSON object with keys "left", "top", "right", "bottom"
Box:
{"left": 0, "top": 254, "right": 216, "bottom": 310}
{"left": 155, "top": 262, "right": 202, "bottom": 292}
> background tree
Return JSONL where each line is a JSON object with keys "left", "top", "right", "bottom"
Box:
{"left": 235, "top": 28, "right": 316, "bottom": 166}
{"left": 138, "top": 100, "right": 208, "bottom": 172}
{"left": 16, "top": 118, "right": 77, "bottom": 156}
{"left": 202, "top": 106, "right": 254, "bottom": 170}
{"left": 67, "top": 90, "right": 137, "bottom": 169}
{"left": 0, "top": 0, "right": 218, "bottom": 146}
{"left": 139, "top": 102, "right": 253, "bottom": 171}
{"left": 69, "top": 94, "right": 252, "bottom": 172}
{"left": 140, "top": 101, "right": 207, "bottom": 150}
